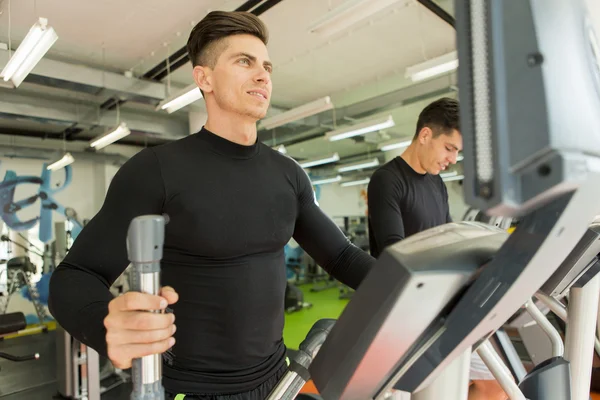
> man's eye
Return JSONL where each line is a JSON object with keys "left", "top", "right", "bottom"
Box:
{"left": 239, "top": 58, "right": 250, "bottom": 65}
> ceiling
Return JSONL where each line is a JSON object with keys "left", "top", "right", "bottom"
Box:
{"left": 0, "top": 0, "right": 459, "bottom": 181}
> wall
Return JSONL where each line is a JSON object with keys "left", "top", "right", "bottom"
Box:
{"left": 316, "top": 183, "right": 367, "bottom": 220}
{"left": 0, "top": 154, "right": 123, "bottom": 324}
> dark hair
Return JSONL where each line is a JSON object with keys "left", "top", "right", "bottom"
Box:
{"left": 186, "top": 11, "right": 269, "bottom": 69}
{"left": 413, "top": 97, "right": 460, "bottom": 140}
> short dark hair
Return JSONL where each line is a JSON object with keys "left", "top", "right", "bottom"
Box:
{"left": 186, "top": 11, "right": 269, "bottom": 69}
{"left": 413, "top": 97, "right": 460, "bottom": 140}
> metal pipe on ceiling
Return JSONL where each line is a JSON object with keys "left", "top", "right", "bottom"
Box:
{"left": 142, "top": 0, "right": 286, "bottom": 82}
{"left": 416, "top": 0, "right": 455, "bottom": 28}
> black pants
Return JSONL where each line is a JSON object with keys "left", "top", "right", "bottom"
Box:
{"left": 165, "top": 364, "right": 287, "bottom": 400}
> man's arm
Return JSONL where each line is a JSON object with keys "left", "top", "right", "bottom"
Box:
{"left": 291, "top": 165, "right": 375, "bottom": 290}
{"left": 367, "top": 169, "right": 406, "bottom": 254}
{"left": 48, "top": 149, "right": 165, "bottom": 358}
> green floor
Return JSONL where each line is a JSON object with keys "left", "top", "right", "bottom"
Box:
{"left": 283, "top": 283, "right": 351, "bottom": 350}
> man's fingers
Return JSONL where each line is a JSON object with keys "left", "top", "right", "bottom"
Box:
{"left": 108, "top": 337, "right": 176, "bottom": 370}
{"left": 107, "top": 325, "right": 176, "bottom": 346}
{"left": 109, "top": 291, "right": 168, "bottom": 313}
{"left": 105, "top": 310, "right": 175, "bottom": 331}
{"left": 160, "top": 286, "right": 179, "bottom": 305}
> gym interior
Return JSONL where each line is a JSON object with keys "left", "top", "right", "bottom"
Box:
{"left": 1, "top": 0, "right": 600, "bottom": 399}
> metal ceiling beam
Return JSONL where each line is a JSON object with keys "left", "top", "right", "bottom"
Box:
{"left": 0, "top": 144, "right": 129, "bottom": 166}
{"left": 0, "top": 50, "right": 187, "bottom": 104}
{"left": 0, "top": 90, "right": 189, "bottom": 141}
{"left": 259, "top": 73, "right": 457, "bottom": 147}
{"left": 417, "top": 0, "right": 455, "bottom": 28}
{"left": 142, "top": 0, "right": 286, "bottom": 82}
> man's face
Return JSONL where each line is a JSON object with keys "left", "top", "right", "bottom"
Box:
{"left": 198, "top": 34, "right": 273, "bottom": 120}
{"left": 418, "top": 128, "right": 462, "bottom": 175}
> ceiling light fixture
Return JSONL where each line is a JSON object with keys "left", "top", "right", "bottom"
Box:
{"left": 405, "top": 51, "right": 458, "bottom": 82}
{"left": 312, "top": 175, "right": 342, "bottom": 185}
{"left": 259, "top": 96, "right": 333, "bottom": 130}
{"left": 340, "top": 178, "right": 370, "bottom": 187}
{"left": 47, "top": 152, "right": 74, "bottom": 171}
{"left": 157, "top": 83, "right": 202, "bottom": 114}
{"left": 377, "top": 139, "right": 412, "bottom": 152}
{"left": 90, "top": 123, "right": 131, "bottom": 150}
{"left": 308, "top": 0, "right": 402, "bottom": 37}
{"left": 1, "top": 17, "right": 58, "bottom": 87}
{"left": 326, "top": 115, "right": 395, "bottom": 142}
{"left": 298, "top": 152, "right": 340, "bottom": 168}
{"left": 337, "top": 158, "right": 379, "bottom": 173}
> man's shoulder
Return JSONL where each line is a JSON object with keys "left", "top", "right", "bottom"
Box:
{"left": 371, "top": 158, "right": 406, "bottom": 183}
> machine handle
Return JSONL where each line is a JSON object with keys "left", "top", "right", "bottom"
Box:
{"left": 127, "top": 215, "right": 167, "bottom": 400}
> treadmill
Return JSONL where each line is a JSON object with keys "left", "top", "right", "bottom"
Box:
{"left": 307, "top": 0, "right": 600, "bottom": 399}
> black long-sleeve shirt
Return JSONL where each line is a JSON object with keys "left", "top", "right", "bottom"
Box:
{"left": 367, "top": 156, "right": 451, "bottom": 258}
{"left": 48, "top": 127, "right": 375, "bottom": 395}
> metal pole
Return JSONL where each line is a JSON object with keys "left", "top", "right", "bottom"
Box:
{"left": 535, "top": 291, "right": 568, "bottom": 322}
{"left": 564, "top": 273, "right": 600, "bottom": 400}
{"left": 412, "top": 347, "right": 471, "bottom": 400}
{"left": 524, "top": 299, "right": 564, "bottom": 357}
{"left": 476, "top": 340, "right": 526, "bottom": 400}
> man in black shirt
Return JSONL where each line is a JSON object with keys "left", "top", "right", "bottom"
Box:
{"left": 48, "top": 11, "right": 375, "bottom": 400}
{"left": 367, "top": 98, "right": 507, "bottom": 400}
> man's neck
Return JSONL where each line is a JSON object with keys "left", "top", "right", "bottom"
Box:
{"left": 400, "top": 144, "right": 426, "bottom": 174}
{"left": 204, "top": 112, "right": 257, "bottom": 146}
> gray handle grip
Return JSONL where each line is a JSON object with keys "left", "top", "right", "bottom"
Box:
{"left": 127, "top": 215, "right": 167, "bottom": 400}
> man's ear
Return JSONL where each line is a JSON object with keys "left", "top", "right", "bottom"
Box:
{"left": 193, "top": 65, "right": 213, "bottom": 94}
{"left": 418, "top": 127, "right": 432, "bottom": 144}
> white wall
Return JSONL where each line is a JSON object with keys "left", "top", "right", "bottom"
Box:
{"left": 316, "top": 183, "right": 368, "bottom": 220}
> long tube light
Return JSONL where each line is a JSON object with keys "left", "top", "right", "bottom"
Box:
{"left": 47, "top": 153, "right": 74, "bottom": 171}
{"left": 90, "top": 123, "right": 131, "bottom": 150}
{"left": 312, "top": 175, "right": 342, "bottom": 185}
{"left": 457, "top": 154, "right": 464, "bottom": 162}
{"left": 340, "top": 178, "right": 370, "bottom": 187}
{"left": 440, "top": 171, "right": 458, "bottom": 179}
{"left": 405, "top": 51, "right": 458, "bottom": 82}
{"left": 259, "top": 96, "right": 333, "bottom": 130}
{"left": 308, "top": 0, "right": 402, "bottom": 37}
{"left": 326, "top": 115, "right": 395, "bottom": 142}
{"left": 377, "top": 139, "right": 412, "bottom": 152}
{"left": 443, "top": 174, "right": 464, "bottom": 182}
{"left": 299, "top": 152, "right": 340, "bottom": 168}
{"left": 1, "top": 18, "right": 58, "bottom": 88}
{"left": 337, "top": 158, "right": 379, "bottom": 173}
{"left": 157, "top": 83, "right": 202, "bottom": 114}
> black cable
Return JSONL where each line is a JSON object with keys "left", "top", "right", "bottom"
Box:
{"left": 0, "top": 236, "right": 44, "bottom": 258}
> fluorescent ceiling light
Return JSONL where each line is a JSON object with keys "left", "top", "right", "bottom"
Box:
{"left": 299, "top": 152, "right": 340, "bottom": 168}
{"left": 275, "top": 145, "right": 287, "bottom": 154}
{"left": 308, "top": 0, "right": 402, "bottom": 37}
{"left": 405, "top": 51, "right": 458, "bottom": 82}
{"left": 457, "top": 154, "right": 464, "bottom": 162}
{"left": 443, "top": 174, "right": 464, "bottom": 182}
{"left": 157, "top": 83, "right": 202, "bottom": 114}
{"left": 341, "top": 178, "right": 370, "bottom": 187}
{"left": 90, "top": 123, "right": 131, "bottom": 150}
{"left": 326, "top": 115, "right": 395, "bottom": 142}
{"left": 47, "top": 152, "right": 74, "bottom": 171}
{"left": 312, "top": 175, "right": 342, "bottom": 185}
{"left": 440, "top": 171, "right": 458, "bottom": 179}
{"left": 1, "top": 18, "right": 58, "bottom": 88}
{"left": 259, "top": 96, "right": 333, "bottom": 130}
{"left": 337, "top": 158, "right": 379, "bottom": 173}
{"left": 377, "top": 139, "right": 412, "bottom": 152}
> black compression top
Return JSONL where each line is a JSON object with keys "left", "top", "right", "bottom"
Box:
{"left": 48, "top": 127, "right": 375, "bottom": 395}
{"left": 367, "top": 156, "right": 451, "bottom": 258}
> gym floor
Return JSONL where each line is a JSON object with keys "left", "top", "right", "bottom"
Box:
{"left": 0, "top": 283, "right": 347, "bottom": 399}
